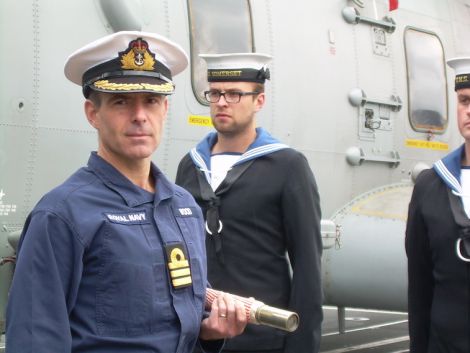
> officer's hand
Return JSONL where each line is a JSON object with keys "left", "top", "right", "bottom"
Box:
{"left": 199, "top": 291, "right": 248, "bottom": 340}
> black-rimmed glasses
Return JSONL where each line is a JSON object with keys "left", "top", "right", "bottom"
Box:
{"left": 204, "top": 90, "right": 260, "bottom": 103}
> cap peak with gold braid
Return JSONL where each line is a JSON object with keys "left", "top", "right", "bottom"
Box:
{"left": 447, "top": 57, "right": 470, "bottom": 91}
{"left": 200, "top": 53, "right": 272, "bottom": 84}
{"left": 64, "top": 31, "right": 188, "bottom": 97}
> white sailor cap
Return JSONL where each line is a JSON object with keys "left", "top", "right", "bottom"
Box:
{"left": 200, "top": 53, "right": 272, "bottom": 83}
{"left": 447, "top": 57, "right": 470, "bottom": 91}
{"left": 64, "top": 31, "right": 188, "bottom": 97}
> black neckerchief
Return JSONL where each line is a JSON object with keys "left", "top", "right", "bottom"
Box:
{"left": 196, "top": 160, "right": 255, "bottom": 264}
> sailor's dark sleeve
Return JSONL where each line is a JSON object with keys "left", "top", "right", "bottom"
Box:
{"left": 6, "top": 210, "right": 84, "bottom": 353}
{"left": 282, "top": 152, "right": 323, "bottom": 353}
{"left": 405, "top": 172, "right": 434, "bottom": 353}
{"left": 175, "top": 153, "right": 193, "bottom": 187}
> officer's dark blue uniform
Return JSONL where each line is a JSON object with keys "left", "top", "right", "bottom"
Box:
{"left": 5, "top": 30, "right": 232, "bottom": 353}
{"left": 6, "top": 152, "right": 220, "bottom": 353}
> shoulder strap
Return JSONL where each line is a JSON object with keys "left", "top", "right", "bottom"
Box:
{"left": 196, "top": 159, "right": 255, "bottom": 264}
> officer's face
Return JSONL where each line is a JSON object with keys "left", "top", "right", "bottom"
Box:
{"left": 208, "top": 81, "right": 264, "bottom": 136}
{"left": 457, "top": 88, "right": 470, "bottom": 143}
{"left": 85, "top": 91, "right": 168, "bottom": 165}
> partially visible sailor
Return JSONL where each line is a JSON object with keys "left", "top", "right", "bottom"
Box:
{"left": 406, "top": 56, "right": 470, "bottom": 353}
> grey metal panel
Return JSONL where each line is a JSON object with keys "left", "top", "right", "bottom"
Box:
{"left": 323, "top": 183, "right": 413, "bottom": 312}
{"left": 0, "top": 126, "right": 35, "bottom": 227}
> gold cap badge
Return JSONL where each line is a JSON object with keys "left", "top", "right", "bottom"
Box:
{"left": 120, "top": 38, "right": 156, "bottom": 71}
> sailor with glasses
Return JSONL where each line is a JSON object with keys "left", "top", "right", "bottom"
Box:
{"left": 406, "top": 57, "right": 470, "bottom": 353}
{"left": 176, "top": 53, "right": 323, "bottom": 353}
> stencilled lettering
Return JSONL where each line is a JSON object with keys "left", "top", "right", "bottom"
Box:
{"left": 0, "top": 189, "right": 17, "bottom": 217}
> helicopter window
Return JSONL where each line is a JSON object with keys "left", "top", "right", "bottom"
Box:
{"left": 404, "top": 27, "right": 448, "bottom": 134}
{"left": 187, "top": 0, "right": 254, "bottom": 105}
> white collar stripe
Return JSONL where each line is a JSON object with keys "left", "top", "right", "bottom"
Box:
{"left": 190, "top": 148, "right": 211, "bottom": 183}
{"left": 435, "top": 161, "right": 460, "bottom": 190}
{"left": 190, "top": 148, "right": 207, "bottom": 169}
{"left": 240, "top": 143, "right": 288, "bottom": 160}
{"left": 436, "top": 160, "right": 460, "bottom": 189}
{"left": 435, "top": 160, "right": 462, "bottom": 192}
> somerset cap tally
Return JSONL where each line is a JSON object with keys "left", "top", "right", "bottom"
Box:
{"left": 447, "top": 57, "right": 470, "bottom": 91}
{"left": 64, "top": 31, "right": 188, "bottom": 97}
{"left": 200, "top": 53, "right": 272, "bottom": 83}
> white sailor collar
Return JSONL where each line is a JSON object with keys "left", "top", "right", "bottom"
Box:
{"left": 433, "top": 144, "right": 466, "bottom": 195}
{"left": 189, "top": 127, "right": 288, "bottom": 184}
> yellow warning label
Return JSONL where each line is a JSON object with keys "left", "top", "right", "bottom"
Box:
{"left": 405, "top": 139, "right": 449, "bottom": 151}
{"left": 188, "top": 115, "right": 213, "bottom": 127}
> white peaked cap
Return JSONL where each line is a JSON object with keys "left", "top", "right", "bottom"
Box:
{"left": 64, "top": 31, "right": 188, "bottom": 97}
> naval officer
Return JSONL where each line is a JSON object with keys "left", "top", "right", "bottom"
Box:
{"left": 176, "top": 53, "right": 323, "bottom": 353}
{"left": 6, "top": 31, "right": 247, "bottom": 353}
{"left": 406, "top": 57, "right": 470, "bottom": 353}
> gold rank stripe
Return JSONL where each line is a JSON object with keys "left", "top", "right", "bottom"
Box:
{"left": 188, "top": 115, "right": 213, "bottom": 127}
{"left": 405, "top": 139, "right": 449, "bottom": 151}
{"left": 171, "top": 268, "right": 191, "bottom": 278}
{"left": 168, "top": 259, "right": 189, "bottom": 270}
{"left": 172, "top": 276, "right": 192, "bottom": 287}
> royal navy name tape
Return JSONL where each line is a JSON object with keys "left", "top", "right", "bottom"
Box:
{"left": 105, "top": 211, "right": 149, "bottom": 224}
{"left": 105, "top": 207, "right": 195, "bottom": 225}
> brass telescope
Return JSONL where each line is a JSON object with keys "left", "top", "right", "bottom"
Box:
{"left": 205, "top": 288, "right": 299, "bottom": 332}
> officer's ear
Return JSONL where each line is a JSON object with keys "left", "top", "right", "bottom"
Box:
{"left": 84, "top": 94, "right": 101, "bottom": 129}
{"left": 162, "top": 96, "right": 169, "bottom": 121}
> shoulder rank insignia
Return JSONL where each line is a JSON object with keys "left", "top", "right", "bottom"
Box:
{"left": 119, "top": 38, "right": 156, "bottom": 71}
{"left": 165, "top": 243, "right": 192, "bottom": 289}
